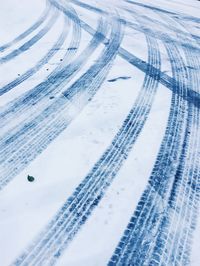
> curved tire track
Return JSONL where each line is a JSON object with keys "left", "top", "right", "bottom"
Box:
{"left": 0, "top": 17, "right": 113, "bottom": 190}
{"left": 12, "top": 15, "right": 124, "bottom": 266}
{"left": 151, "top": 14, "right": 200, "bottom": 266}
{"left": 108, "top": 7, "right": 199, "bottom": 266}
{"left": 65, "top": 0, "right": 200, "bottom": 108}
{"left": 0, "top": 7, "right": 59, "bottom": 65}
{"left": 0, "top": 3, "right": 51, "bottom": 53}
{"left": 0, "top": 16, "right": 70, "bottom": 96}
{"left": 12, "top": 15, "right": 163, "bottom": 266}
{"left": 0, "top": 5, "right": 82, "bottom": 131}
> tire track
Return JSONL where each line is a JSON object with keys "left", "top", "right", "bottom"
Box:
{"left": 122, "top": 7, "right": 199, "bottom": 53}
{"left": 125, "top": 0, "right": 200, "bottom": 23}
{"left": 71, "top": 0, "right": 199, "bottom": 57}
{"left": 0, "top": 5, "right": 81, "bottom": 132}
{"left": 0, "top": 13, "right": 102, "bottom": 144}
{"left": 108, "top": 11, "right": 194, "bottom": 266}
{"left": 0, "top": 3, "right": 51, "bottom": 53}
{"left": 170, "top": 23, "right": 200, "bottom": 266}
{"left": 150, "top": 14, "right": 200, "bottom": 266}
{"left": 70, "top": 0, "right": 107, "bottom": 15}
{"left": 135, "top": 12, "right": 200, "bottom": 266}
{"left": 60, "top": 0, "right": 200, "bottom": 109}
{"left": 110, "top": 4, "right": 199, "bottom": 265}
{"left": 0, "top": 7, "right": 59, "bottom": 65}
{"left": 0, "top": 16, "right": 70, "bottom": 96}
{"left": 12, "top": 15, "right": 162, "bottom": 266}
{"left": 0, "top": 17, "right": 115, "bottom": 190}
{"left": 12, "top": 15, "right": 123, "bottom": 266}
{"left": 71, "top": 0, "right": 199, "bottom": 47}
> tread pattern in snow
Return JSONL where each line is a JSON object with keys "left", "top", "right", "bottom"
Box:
{"left": 0, "top": 0, "right": 200, "bottom": 265}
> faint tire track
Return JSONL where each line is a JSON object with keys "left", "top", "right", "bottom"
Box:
{"left": 1, "top": 1, "right": 199, "bottom": 266}
{"left": 0, "top": 6, "right": 59, "bottom": 64}
{"left": 64, "top": 0, "right": 200, "bottom": 109}
{"left": 0, "top": 5, "right": 81, "bottom": 131}
{"left": 108, "top": 13, "right": 190, "bottom": 266}
{"left": 0, "top": 16, "right": 111, "bottom": 190}
{"left": 12, "top": 14, "right": 162, "bottom": 266}
{"left": 150, "top": 14, "right": 200, "bottom": 266}
{"left": 12, "top": 14, "right": 124, "bottom": 266}
{"left": 0, "top": 15, "right": 70, "bottom": 96}
{"left": 0, "top": 3, "right": 51, "bottom": 53}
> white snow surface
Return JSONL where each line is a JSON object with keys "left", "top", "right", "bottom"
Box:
{"left": 0, "top": 0, "right": 200, "bottom": 265}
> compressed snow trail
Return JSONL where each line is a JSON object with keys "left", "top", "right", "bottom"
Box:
{"left": 0, "top": 2, "right": 51, "bottom": 53}
{"left": 12, "top": 22, "right": 160, "bottom": 266}
{"left": 109, "top": 12, "right": 189, "bottom": 266}
{"left": 0, "top": 6, "right": 59, "bottom": 65}
{"left": 0, "top": 0, "right": 200, "bottom": 266}
{"left": 0, "top": 15, "right": 70, "bottom": 96}
{"left": 0, "top": 16, "right": 111, "bottom": 190}
{"left": 68, "top": 0, "right": 200, "bottom": 109}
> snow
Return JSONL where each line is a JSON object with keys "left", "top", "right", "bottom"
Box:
{"left": 0, "top": 0, "right": 200, "bottom": 265}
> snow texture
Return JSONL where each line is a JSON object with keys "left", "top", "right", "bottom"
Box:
{"left": 0, "top": 0, "right": 200, "bottom": 265}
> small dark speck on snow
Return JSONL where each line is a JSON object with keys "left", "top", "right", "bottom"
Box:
{"left": 108, "top": 76, "right": 131, "bottom": 82}
{"left": 27, "top": 175, "right": 35, "bottom": 182}
{"left": 187, "top": 66, "right": 195, "bottom": 70}
{"left": 49, "top": 96, "right": 55, "bottom": 100}
{"left": 68, "top": 47, "right": 77, "bottom": 51}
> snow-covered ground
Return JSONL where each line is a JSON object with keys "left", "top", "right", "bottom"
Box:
{"left": 0, "top": 0, "right": 200, "bottom": 265}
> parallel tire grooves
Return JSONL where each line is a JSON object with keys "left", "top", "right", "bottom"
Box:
{"left": 12, "top": 16, "right": 162, "bottom": 266}
{"left": 0, "top": 5, "right": 81, "bottom": 131}
{"left": 12, "top": 15, "right": 124, "bottom": 266}
{"left": 0, "top": 4, "right": 51, "bottom": 53}
{"left": 60, "top": 0, "right": 200, "bottom": 108}
{"left": 0, "top": 7, "right": 59, "bottom": 64}
{"left": 0, "top": 17, "right": 103, "bottom": 154}
{"left": 0, "top": 17, "right": 111, "bottom": 190}
{"left": 152, "top": 15, "right": 200, "bottom": 266}
{"left": 108, "top": 22, "right": 189, "bottom": 266}
{"left": 0, "top": 16, "right": 70, "bottom": 96}
{"left": 1, "top": 1, "right": 199, "bottom": 266}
